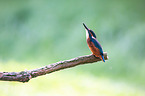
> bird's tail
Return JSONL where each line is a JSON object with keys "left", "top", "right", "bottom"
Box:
{"left": 101, "top": 55, "right": 105, "bottom": 62}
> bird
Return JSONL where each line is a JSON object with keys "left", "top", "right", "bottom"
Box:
{"left": 83, "top": 23, "right": 105, "bottom": 62}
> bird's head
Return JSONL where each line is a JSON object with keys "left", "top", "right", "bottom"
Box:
{"left": 83, "top": 23, "right": 96, "bottom": 38}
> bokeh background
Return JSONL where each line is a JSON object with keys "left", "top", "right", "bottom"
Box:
{"left": 0, "top": 0, "right": 145, "bottom": 96}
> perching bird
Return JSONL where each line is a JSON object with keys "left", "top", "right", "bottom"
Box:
{"left": 83, "top": 23, "right": 105, "bottom": 62}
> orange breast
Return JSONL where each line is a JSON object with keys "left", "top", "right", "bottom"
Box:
{"left": 87, "top": 39, "right": 101, "bottom": 57}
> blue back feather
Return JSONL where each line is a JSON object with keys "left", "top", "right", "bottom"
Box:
{"left": 91, "top": 38, "right": 104, "bottom": 55}
{"left": 91, "top": 38, "right": 105, "bottom": 62}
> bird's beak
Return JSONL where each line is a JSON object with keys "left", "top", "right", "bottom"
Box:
{"left": 83, "top": 23, "right": 89, "bottom": 31}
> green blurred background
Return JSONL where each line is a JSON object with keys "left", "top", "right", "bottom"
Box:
{"left": 0, "top": 0, "right": 145, "bottom": 96}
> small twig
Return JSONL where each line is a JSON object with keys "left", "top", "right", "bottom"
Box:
{"left": 0, "top": 52, "right": 108, "bottom": 83}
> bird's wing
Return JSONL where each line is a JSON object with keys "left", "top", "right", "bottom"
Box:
{"left": 91, "top": 37, "right": 103, "bottom": 55}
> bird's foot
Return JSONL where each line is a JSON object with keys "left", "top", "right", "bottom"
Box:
{"left": 91, "top": 54, "right": 101, "bottom": 59}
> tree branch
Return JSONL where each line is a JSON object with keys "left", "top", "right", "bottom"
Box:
{"left": 0, "top": 52, "right": 108, "bottom": 83}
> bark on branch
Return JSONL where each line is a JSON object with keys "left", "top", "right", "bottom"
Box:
{"left": 0, "top": 52, "right": 108, "bottom": 83}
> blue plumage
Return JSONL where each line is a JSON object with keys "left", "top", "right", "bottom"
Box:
{"left": 90, "top": 30, "right": 96, "bottom": 38}
{"left": 91, "top": 38, "right": 103, "bottom": 55}
{"left": 101, "top": 55, "right": 105, "bottom": 62}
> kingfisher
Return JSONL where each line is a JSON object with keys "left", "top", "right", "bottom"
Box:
{"left": 83, "top": 23, "right": 105, "bottom": 62}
